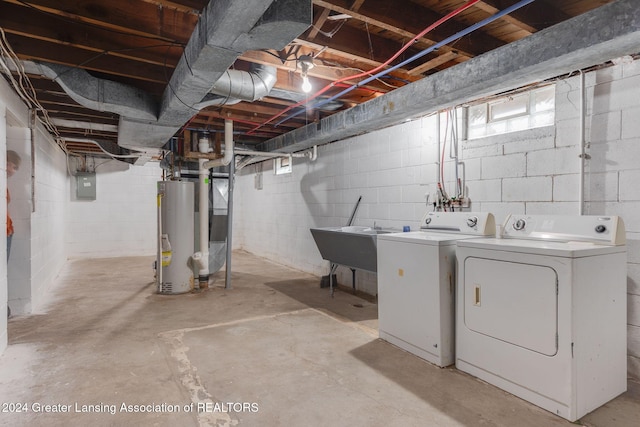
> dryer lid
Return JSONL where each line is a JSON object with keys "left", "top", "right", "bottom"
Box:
{"left": 499, "top": 214, "right": 625, "bottom": 245}
{"left": 457, "top": 236, "right": 626, "bottom": 257}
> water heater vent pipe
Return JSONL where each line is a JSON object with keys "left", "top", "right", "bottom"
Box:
{"left": 196, "top": 119, "right": 234, "bottom": 288}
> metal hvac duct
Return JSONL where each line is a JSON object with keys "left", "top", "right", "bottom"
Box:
{"left": 193, "top": 176, "right": 228, "bottom": 278}
{"left": 209, "top": 178, "right": 229, "bottom": 274}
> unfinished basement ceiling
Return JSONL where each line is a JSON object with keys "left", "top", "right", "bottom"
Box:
{"left": 0, "top": 0, "right": 618, "bottom": 158}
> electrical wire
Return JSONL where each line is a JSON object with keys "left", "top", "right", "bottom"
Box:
{"left": 0, "top": 26, "right": 61, "bottom": 141}
{"left": 247, "top": 0, "right": 482, "bottom": 135}
{"left": 62, "top": 138, "right": 143, "bottom": 159}
{"left": 54, "top": 43, "right": 184, "bottom": 81}
{"left": 311, "top": 19, "right": 347, "bottom": 39}
{"left": 441, "top": 110, "right": 449, "bottom": 197}
{"left": 316, "top": 61, "right": 401, "bottom": 89}
{"left": 271, "top": 0, "right": 538, "bottom": 129}
{"left": 259, "top": 49, "right": 299, "bottom": 63}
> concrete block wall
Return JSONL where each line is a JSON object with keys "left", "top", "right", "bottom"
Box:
{"left": 6, "top": 127, "right": 33, "bottom": 315}
{"left": 234, "top": 58, "right": 640, "bottom": 379}
{"left": 1, "top": 77, "right": 69, "bottom": 351}
{"left": 30, "top": 128, "right": 68, "bottom": 312}
{"left": 234, "top": 116, "right": 439, "bottom": 296}
{"left": 4, "top": 125, "right": 68, "bottom": 317}
{"left": 65, "top": 160, "right": 160, "bottom": 258}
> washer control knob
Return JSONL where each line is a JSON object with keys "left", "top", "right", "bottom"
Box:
{"left": 513, "top": 219, "right": 526, "bottom": 230}
{"left": 466, "top": 216, "right": 478, "bottom": 228}
{"left": 595, "top": 224, "right": 607, "bottom": 233}
{"left": 425, "top": 217, "right": 432, "bottom": 225}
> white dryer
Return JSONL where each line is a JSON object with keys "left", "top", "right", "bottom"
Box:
{"left": 377, "top": 211, "right": 495, "bottom": 367}
{"left": 455, "top": 214, "right": 627, "bottom": 422}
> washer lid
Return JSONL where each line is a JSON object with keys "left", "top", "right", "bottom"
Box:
{"left": 378, "top": 231, "right": 487, "bottom": 245}
{"left": 457, "top": 237, "right": 626, "bottom": 257}
{"left": 419, "top": 211, "right": 496, "bottom": 236}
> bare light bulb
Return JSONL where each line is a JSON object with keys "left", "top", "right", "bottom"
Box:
{"left": 301, "top": 76, "right": 312, "bottom": 93}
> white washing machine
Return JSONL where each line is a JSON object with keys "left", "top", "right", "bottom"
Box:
{"left": 455, "top": 214, "right": 627, "bottom": 422}
{"left": 377, "top": 211, "right": 495, "bottom": 367}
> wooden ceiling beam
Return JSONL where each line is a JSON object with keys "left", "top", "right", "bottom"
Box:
{"left": 211, "top": 102, "right": 313, "bottom": 122}
{"left": 55, "top": 126, "right": 118, "bottom": 140}
{"left": 300, "top": 24, "right": 423, "bottom": 73}
{"left": 45, "top": 111, "right": 119, "bottom": 125}
{"left": 6, "top": 33, "right": 172, "bottom": 84}
{"left": 313, "top": 0, "right": 505, "bottom": 58}
{"left": 3, "top": 0, "right": 198, "bottom": 42}
{"left": 0, "top": 2, "right": 184, "bottom": 68}
{"left": 476, "top": 0, "right": 571, "bottom": 34}
{"left": 143, "top": 0, "right": 207, "bottom": 13}
{"left": 350, "top": 0, "right": 366, "bottom": 12}
{"left": 236, "top": 53, "right": 411, "bottom": 96}
{"left": 308, "top": 7, "right": 332, "bottom": 40}
{"left": 409, "top": 50, "right": 459, "bottom": 75}
{"left": 195, "top": 109, "right": 301, "bottom": 130}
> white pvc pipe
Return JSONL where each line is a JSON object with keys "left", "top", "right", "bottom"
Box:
{"left": 234, "top": 149, "right": 309, "bottom": 158}
{"left": 234, "top": 145, "right": 317, "bottom": 170}
{"left": 202, "top": 119, "right": 234, "bottom": 169}
{"left": 197, "top": 134, "right": 212, "bottom": 285}
{"left": 578, "top": 70, "right": 585, "bottom": 215}
{"left": 198, "top": 157, "right": 209, "bottom": 284}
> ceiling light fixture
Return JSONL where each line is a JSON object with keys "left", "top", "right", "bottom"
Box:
{"left": 299, "top": 54, "right": 314, "bottom": 93}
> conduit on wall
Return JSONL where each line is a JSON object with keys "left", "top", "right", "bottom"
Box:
{"left": 578, "top": 70, "right": 587, "bottom": 215}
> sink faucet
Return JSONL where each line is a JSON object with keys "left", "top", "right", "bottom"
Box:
{"left": 374, "top": 221, "right": 380, "bottom": 230}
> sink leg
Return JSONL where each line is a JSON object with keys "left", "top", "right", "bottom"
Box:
{"left": 330, "top": 263, "right": 336, "bottom": 297}
{"left": 330, "top": 269, "right": 334, "bottom": 297}
{"left": 351, "top": 268, "right": 356, "bottom": 294}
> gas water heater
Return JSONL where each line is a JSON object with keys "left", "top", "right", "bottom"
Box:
{"left": 157, "top": 180, "right": 195, "bottom": 294}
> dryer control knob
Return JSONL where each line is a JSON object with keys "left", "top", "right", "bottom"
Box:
{"left": 513, "top": 219, "right": 526, "bottom": 230}
{"left": 595, "top": 225, "right": 607, "bottom": 233}
{"left": 466, "top": 216, "right": 478, "bottom": 228}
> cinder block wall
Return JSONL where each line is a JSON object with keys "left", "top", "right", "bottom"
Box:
{"left": 6, "top": 126, "right": 68, "bottom": 315}
{"left": 30, "top": 128, "right": 68, "bottom": 312}
{"left": 1, "top": 76, "right": 69, "bottom": 319}
{"left": 65, "top": 161, "right": 159, "bottom": 258}
{"left": 234, "top": 59, "right": 640, "bottom": 379}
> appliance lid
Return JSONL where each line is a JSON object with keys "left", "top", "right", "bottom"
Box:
{"left": 378, "top": 230, "right": 489, "bottom": 245}
{"left": 457, "top": 237, "right": 626, "bottom": 257}
{"left": 419, "top": 211, "right": 496, "bottom": 236}
{"left": 499, "top": 214, "right": 625, "bottom": 245}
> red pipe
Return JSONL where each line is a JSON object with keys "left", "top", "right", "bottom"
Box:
{"left": 247, "top": 0, "right": 481, "bottom": 135}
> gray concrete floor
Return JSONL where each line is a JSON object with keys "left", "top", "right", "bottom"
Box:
{"left": 0, "top": 250, "right": 638, "bottom": 426}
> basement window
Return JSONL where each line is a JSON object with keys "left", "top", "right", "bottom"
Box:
{"left": 467, "top": 85, "right": 555, "bottom": 139}
{"left": 274, "top": 156, "right": 292, "bottom": 175}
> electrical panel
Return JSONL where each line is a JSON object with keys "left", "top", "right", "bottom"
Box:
{"left": 76, "top": 172, "right": 96, "bottom": 200}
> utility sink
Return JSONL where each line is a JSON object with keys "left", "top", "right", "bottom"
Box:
{"left": 310, "top": 226, "right": 395, "bottom": 273}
